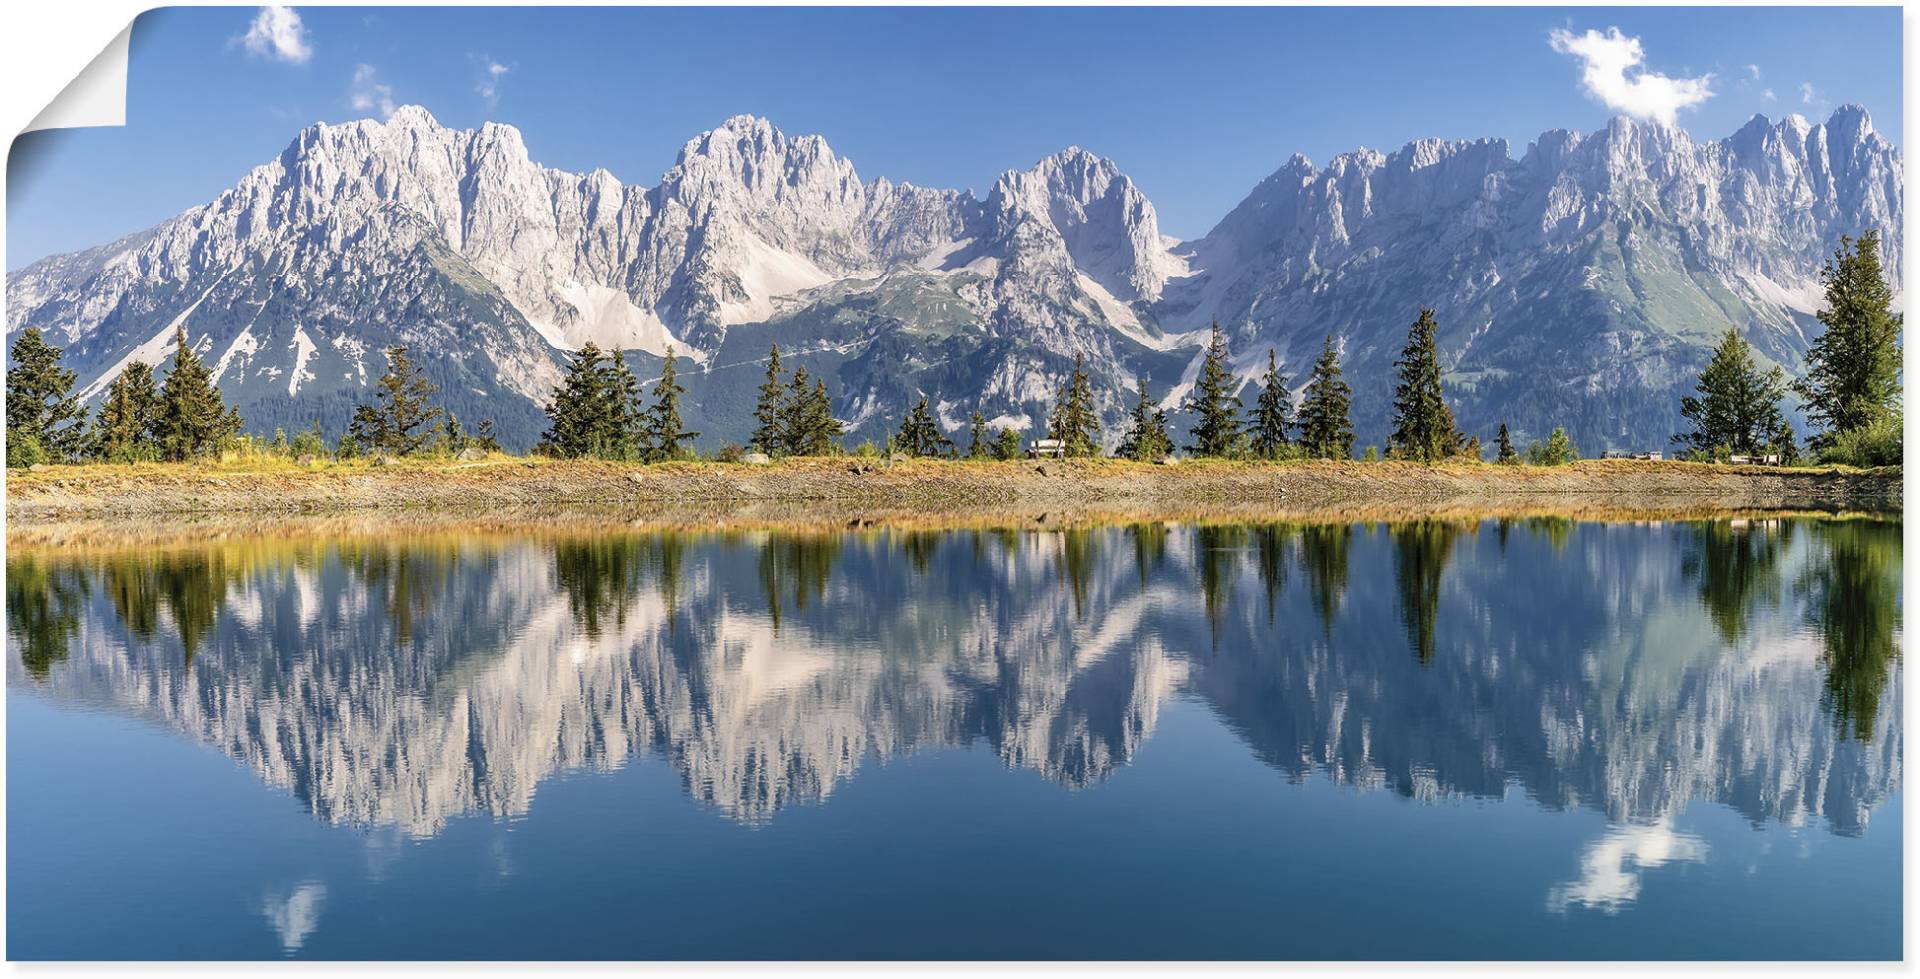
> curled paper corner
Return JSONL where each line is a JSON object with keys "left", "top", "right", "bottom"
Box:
{"left": 23, "top": 22, "right": 133, "bottom": 135}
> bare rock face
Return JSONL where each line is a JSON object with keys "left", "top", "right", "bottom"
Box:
{"left": 6, "top": 106, "right": 1900, "bottom": 454}
{"left": 1170, "top": 109, "right": 1902, "bottom": 449}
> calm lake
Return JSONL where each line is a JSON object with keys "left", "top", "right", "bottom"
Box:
{"left": 5, "top": 514, "right": 1902, "bottom": 960}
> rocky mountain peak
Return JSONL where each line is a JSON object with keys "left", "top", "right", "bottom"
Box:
{"left": 385, "top": 103, "right": 441, "bottom": 129}
{"left": 6, "top": 106, "right": 1902, "bottom": 457}
{"left": 1826, "top": 103, "right": 1876, "bottom": 142}
{"left": 985, "top": 146, "right": 1175, "bottom": 302}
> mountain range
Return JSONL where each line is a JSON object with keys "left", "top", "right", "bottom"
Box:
{"left": 6, "top": 105, "right": 1902, "bottom": 452}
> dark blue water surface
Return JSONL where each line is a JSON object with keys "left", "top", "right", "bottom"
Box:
{"left": 5, "top": 515, "right": 1902, "bottom": 959}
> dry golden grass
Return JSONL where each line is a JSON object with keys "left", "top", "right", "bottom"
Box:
{"left": 6, "top": 452, "right": 1897, "bottom": 531}
{"left": 9, "top": 502, "right": 1895, "bottom": 559}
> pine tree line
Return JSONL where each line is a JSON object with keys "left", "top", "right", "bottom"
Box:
{"left": 1669, "top": 230, "right": 1899, "bottom": 466}
{"left": 746, "top": 344, "right": 845, "bottom": 457}
{"left": 4, "top": 330, "right": 504, "bottom": 468}
{"left": 7, "top": 326, "right": 243, "bottom": 466}
{"left": 539, "top": 344, "right": 706, "bottom": 461}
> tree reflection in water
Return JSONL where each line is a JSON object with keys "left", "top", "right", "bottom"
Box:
{"left": 5, "top": 515, "right": 1901, "bottom": 841}
{"left": 1392, "top": 520, "right": 1466, "bottom": 664}
{"left": 1800, "top": 519, "right": 1902, "bottom": 742}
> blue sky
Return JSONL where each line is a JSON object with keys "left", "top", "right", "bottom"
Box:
{"left": 6, "top": 5, "right": 1903, "bottom": 269}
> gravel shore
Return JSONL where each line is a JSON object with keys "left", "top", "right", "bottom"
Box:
{"left": 5, "top": 457, "right": 1900, "bottom": 526}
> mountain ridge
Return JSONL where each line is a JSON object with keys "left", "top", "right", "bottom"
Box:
{"left": 6, "top": 105, "right": 1901, "bottom": 452}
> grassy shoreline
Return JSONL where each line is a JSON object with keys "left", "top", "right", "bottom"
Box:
{"left": 5, "top": 455, "right": 1900, "bottom": 525}
{"left": 11, "top": 504, "right": 1901, "bottom": 557}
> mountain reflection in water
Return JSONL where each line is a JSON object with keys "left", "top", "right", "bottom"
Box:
{"left": 7, "top": 516, "right": 1901, "bottom": 844}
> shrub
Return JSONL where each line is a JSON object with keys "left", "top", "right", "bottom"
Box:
{"left": 217, "top": 434, "right": 270, "bottom": 463}
{"left": 1818, "top": 416, "right": 1903, "bottom": 468}
{"left": 7, "top": 433, "right": 47, "bottom": 468}
{"left": 714, "top": 443, "right": 746, "bottom": 464}
{"left": 289, "top": 426, "right": 328, "bottom": 459}
{"left": 101, "top": 444, "right": 157, "bottom": 464}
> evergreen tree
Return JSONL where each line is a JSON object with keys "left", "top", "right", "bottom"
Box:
{"left": 967, "top": 411, "right": 989, "bottom": 459}
{"left": 784, "top": 374, "right": 843, "bottom": 456}
{"left": 89, "top": 360, "right": 162, "bottom": 461}
{"left": 1047, "top": 355, "right": 1101, "bottom": 457}
{"left": 1527, "top": 426, "right": 1579, "bottom": 466}
{"left": 1184, "top": 321, "right": 1243, "bottom": 457}
{"left": 1296, "top": 334, "right": 1355, "bottom": 460}
{"left": 643, "top": 345, "right": 698, "bottom": 461}
{"left": 1248, "top": 348, "right": 1293, "bottom": 458}
{"left": 750, "top": 343, "right": 788, "bottom": 455}
{"left": 780, "top": 363, "right": 813, "bottom": 454}
{"left": 473, "top": 419, "right": 503, "bottom": 454}
{"left": 605, "top": 354, "right": 644, "bottom": 459}
{"left": 347, "top": 408, "right": 385, "bottom": 455}
{"left": 813, "top": 379, "right": 843, "bottom": 454}
{"left": 1797, "top": 230, "right": 1902, "bottom": 447}
{"left": 1115, "top": 376, "right": 1173, "bottom": 461}
{"left": 1388, "top": 308, "right": 1462, "bottom": 463}
{"left": 991, "top": 426, "right": 1024, "bottom": 461}
{"left": 1769, "top": 418, "right": 1802, "bottom": 466}
{"left": 6, "top": 327, "right": 85, "bottom": 464}
{"left": 894, "top": 396, "right": 953, "bottom": 458}
{"left": 1674, "top": 328, "right": 1789, "bottom": 458}
{"left": 541, "top": 343, "right": 611, "bottom": 457}
{"left": 157, "top": 326, "right": 243, "bottom": 462}
{"left": 349, "top": 344, "right": 441, "bottom": 456}
{"left": 1495, "top": 423, "right": 1518, "bottom": 464}
{"left": 440, "top": 412, "right": 467, "bottom": 454}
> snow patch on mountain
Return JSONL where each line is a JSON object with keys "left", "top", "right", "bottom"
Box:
{"left": 1739, "top": 271, "right": 1825, "bottom": 317}
{"left": 211, "top": 324, "right": 260, "bottom": 385}
{"left": 715, "top": 237, "right": 840, "bottom": 327}
{"left": 287, "top": 326, "right": 319, "bottom": 397}
{"left": 549, "top": 281, "right": 686, "bottom": 356}
{"left": 77, "top": 323, "right": 180, "bottom": 402}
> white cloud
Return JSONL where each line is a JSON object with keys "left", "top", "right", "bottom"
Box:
{"left": 1800, "top": 82, "right": 1822, "bottom": 106}
{"left": 350, "top": 64, "right": 396, "bottom": 120}
{"left": 475, "top": 58, "right": 510, "bottom": 109}
{"left": 1547, "top": 823, "right": 1709, "bottom": 914}
{"left": 1761, "top": 88, "right": 1776, "bottom": 102}
{"left": 239, "top": 6, "right": 312, "bottom": 65}
{"left": 1745, "top": 64, "right": 1762, "bottom": 82}
{"left": 260, "top": 882, "right": 327, "bottom": 954}
{"left": 1548, "top": 26, "right": 1713, "bottom": 127}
